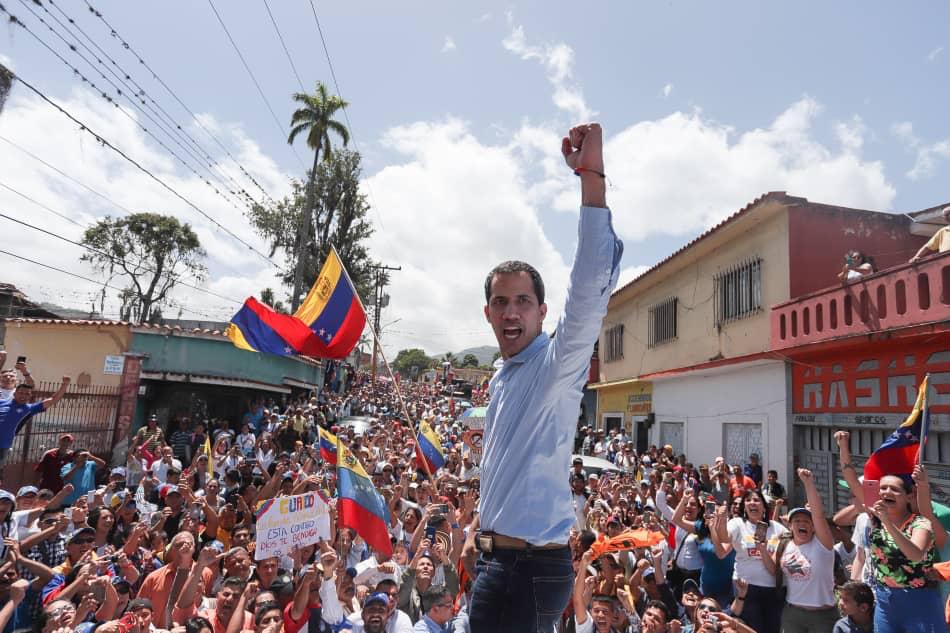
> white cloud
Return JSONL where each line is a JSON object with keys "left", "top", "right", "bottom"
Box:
{"left": 0, "top": 54, "right": 12, "bottom": 71}
{"left": 441, "top": 36, "right": 457, "bottom": 53}
{"left": 476, "top": 13, "right": 492, "bottom": 23}
{"left": 891, "top": 121, "right": 950, "bottom": 181}
{"left": 927, "top": 46, "right": 944, "bottom": 62}
{"left": 501, "top": 21, "right": 594, "bottom": 120}
{"left": 834, "top": 115, "right": 867, "bottom": 153}
{"left": 662, "top": 83, "right": 674, "bottom": 99}
{"left": 0, "top": 86, "right": 290, "bottom": 322}
{"left": 617, "top": 265, "right": 650, "bottom": 289}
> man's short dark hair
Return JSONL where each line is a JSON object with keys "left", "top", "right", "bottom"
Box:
{"left": 767, "top": 469, "right": 778, "bottom": 478}
{"left": 484, "top": 261, "right": 545, "bottom": 305}
{"left": 840, "top": 581, "right": 875, "bottom": 608}
{"left": 420, "top": 586, "right": 451, "bottom": 614}
{"left": 15, "top": 383, "right": 32, "bottom": 391}
{"left": 645, "top": 600, "right": 669, "bottom": 622}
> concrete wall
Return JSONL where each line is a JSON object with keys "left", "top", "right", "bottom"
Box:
{"left": 651, "top": 360, "right": 792, "bottom": 487}
{"left": 788, "top": 203, "right": 927, "bottom": 298}
{"left": 602, "top": 199, "right": 791, "bottom": 380}
{"left": 2, "top": 321, "right": 131, "bottom": 387}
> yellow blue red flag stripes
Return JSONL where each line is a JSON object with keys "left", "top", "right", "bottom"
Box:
{"left": 415, "top": 419, "right": 445, "bottom": 474}
{"left": 337, "top": 441, "right": 392, "bottom": 556}
{"left": 226, "top": 249, "right": 366, "bottom": 359}
{"left": 318, "top": 426, "right": 339, "bottom": 463}
{"left": 864, "top": 375, "right": 929, "bottom": 481}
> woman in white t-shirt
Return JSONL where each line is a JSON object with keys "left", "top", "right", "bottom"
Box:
{"left": 774, "top": 468, "right": 838, "bottom": 633}
{"left": 719, "top": 488, "right": 788, "bottom": 633}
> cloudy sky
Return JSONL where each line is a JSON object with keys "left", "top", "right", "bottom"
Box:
{"left": 1, "top": 1, "right": 948, "bottom": 356}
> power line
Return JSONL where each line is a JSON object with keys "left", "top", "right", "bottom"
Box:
{"left": 0, "top": 180, "right": 85, "bottom": 228}
{"left": 80, "top": 0, "right": 279, "bottom": 206}
{"left": 0, "top": 206, "right": 242, "bottom": 307}
{"left": 0, "top": 247, "right": 226, "bottom": 320}
{"left": 205, "top": 0, "right": 307, "bottom": 171}
{"left": 261, "top": 0, "right": 306, "bottom": 92}
{"left": 45, "top": 0, "right": 268, "bottom": 211}
{"left": 12, "top": 0, "right": 259, "bottom": 218}
{"left": 4, "top": 67, "right": 280, "bottom": 269}
{"left": 0, "top": 135, "right": 136, "bottom": 217}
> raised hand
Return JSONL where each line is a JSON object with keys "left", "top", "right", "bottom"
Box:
{"left": 561, "top": 123, "right": 604, "bottom": 173}
{"left": 797, "top": 468, "right": 813, "bottom": 483}
{"left": 834, "top": 430, "right": 850, "bottom": 450}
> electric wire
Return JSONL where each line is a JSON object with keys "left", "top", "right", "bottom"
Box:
{"left": 45, "top": 0, "right": 267, "bottom": 210}
{"left": 4, "top": 68, "right": 280, "bottom": 269}
{"left": 0, "top": 247, "right": 227, "bottom": 320}
{"left": 0, "top": 181, "right": 86, "bottom": 228}
{"left": 0, "top": 135, "right": 136, "bottom": 217}
{"left": 261, "top": 0, "right": 306, "bottom": 92}
{"left": 206, "top": 0, "right": 307, "bottom": 171}
{"left": 12, "top": 0, "right": 261, "bottom": 217}
{"left": 0, "top": 208, "right": 242, "bottom": 306}
{"left": 80, "top": 0, "right": 279, "bottom": 206}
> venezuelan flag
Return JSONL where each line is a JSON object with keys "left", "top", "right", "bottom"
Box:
{"left": 226, "top": 249, "right": 365, "bottom": 359}
{"left": 318, "top": 426, "right": 338, "bottom": 464}
{"left": 337, "top": 441, "right": 392, "bottom": 556}
{"left": 414, "top": 419, "right": 446, "bottom": 474}
{"left": 294, "top": 249, "right": 366, "bottom": 359}
{"left": 864, "top": 375, "right": 929, "bottom": 481}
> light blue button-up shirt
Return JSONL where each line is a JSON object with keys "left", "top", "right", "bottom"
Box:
{"left": 479, "top": 206, "right": 623, "bottom": 545}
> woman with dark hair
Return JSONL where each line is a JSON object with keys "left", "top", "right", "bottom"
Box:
{"left": 85, "top": 507, "right": 116, "bottom": 555}
{"left": 865, "top": 474, "right": 943, "bottom": 632}
{"left": 716, "top": 488, "right": 787, "bottom": 633}
{"left": 184, "top": 615, "right": 213, "bottom": 633}
{"left": 671, "top": 490, "right": 736, "bottom": 606}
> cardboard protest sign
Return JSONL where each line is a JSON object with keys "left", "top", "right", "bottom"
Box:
{"left": 254, "top": 491, "right": 331, "bottom": 560}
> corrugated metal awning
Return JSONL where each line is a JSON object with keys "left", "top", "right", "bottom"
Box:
{"left": 141, "top": 371, "right": 291, "bottom": 394}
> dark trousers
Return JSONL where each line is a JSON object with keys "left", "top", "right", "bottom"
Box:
{"left": 742, "top": 583, "right": 784, "bottom": 633}
{"left": 469, "top": 546, "right": 574, "bottom": 633}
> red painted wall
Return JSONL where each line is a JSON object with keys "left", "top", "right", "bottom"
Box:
{"left": 787, "top": 203, "right": 927, "bottom": 299}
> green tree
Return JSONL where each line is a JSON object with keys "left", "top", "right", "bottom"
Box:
{"left": 442, "top": 352, "right": 457, "bottom": 366}
{"left": 492, "top": 350, "right": 502, "bottom": 364}
{"left": 287, "top": 82, "right": 350, "bottom": 311}
{"left": 248, "top": 150, "right": 376, "bottom": 301}
{"left": 461, "top": 354, "right": 479, "bottom": 368}
{"left": 393, "top": 348, "right": 433, "bottom": 378}
{"left": 80, "top": 213, "right": 206, "bottom": 324}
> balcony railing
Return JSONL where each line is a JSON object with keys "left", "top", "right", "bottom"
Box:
{"left": 771, "top": 251, "right": 950, "bottom": 349}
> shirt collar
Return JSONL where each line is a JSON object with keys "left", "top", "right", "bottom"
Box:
{"left": 500, "top": 332, "right": 548, "bottom": 366}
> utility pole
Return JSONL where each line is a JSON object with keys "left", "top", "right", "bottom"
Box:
{"left": 369, "top": 263, "right": 401, "bottom": 382}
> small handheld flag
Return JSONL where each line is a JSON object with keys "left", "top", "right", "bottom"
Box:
{"left": 415, "top": 419, "right": 446, "bottom": 474}
{"left": 337, "top": 441, "right": 392, "bottom": 556}
{"left": 318, "top": 426, "right": 339, "bottom": 464}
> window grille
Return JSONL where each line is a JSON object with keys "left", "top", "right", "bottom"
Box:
{"left": 604, "top": 324, "right": 624, "bottom": 362}
{"left": 648, "top": 297, "right": 678, "bottom": 347}
{"left": 714, "top": 257, "right": 763, "bottom": 328}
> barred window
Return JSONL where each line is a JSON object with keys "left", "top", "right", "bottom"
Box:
{"left": 604, "top": 324, "right": 624, "bottom": 362}
{"left": 714, "top": 257, "right": 763, "bottom": 327}
{"left": 648, "top": 297, "right": 678, "bottom": 347}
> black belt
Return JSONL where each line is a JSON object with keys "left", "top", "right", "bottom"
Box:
{"left": 475, "top": 531, "right": 566, "bottom": 553}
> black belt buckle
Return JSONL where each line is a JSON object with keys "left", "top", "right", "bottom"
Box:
{"left": 476, "top": 533, "right": 494, "bottom": 553}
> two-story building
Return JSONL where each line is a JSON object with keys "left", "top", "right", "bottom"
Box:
{"left": 593, "top": 192, "right": 933, "bottom": 492}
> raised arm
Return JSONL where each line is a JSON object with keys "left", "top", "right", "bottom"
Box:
{"left": 913, "top": 465, "right": 948, "bottom": 549}
{"left": 42, "top": 376, "right": 71, "bottom": 410}
{"left": 798, "top": 469, "right": 833, "bottom": 549}
{"left": 670, "top": 489, "right": 697, "bottom": 534}
{"left": 573, "top": 549, "right": 593, "bottom": 626}
{"left": 834, "top": 431, "right": 863, "bottom": 506}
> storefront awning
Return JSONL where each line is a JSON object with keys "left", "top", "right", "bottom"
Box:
{"left": 141, "top": 371, "right": 291, "bottom": 394}
{"left": 283, "top": 376, "right": 317, "bottom": 390}
{"left": 587, "top": 377, "right": 647, "bottom": 390}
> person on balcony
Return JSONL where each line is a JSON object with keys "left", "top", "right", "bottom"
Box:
{"left": 909, "top": 205, "right": 950, "bottom": 262}
{"left": 838, "top": 250, "right": 874, "bottom": 282}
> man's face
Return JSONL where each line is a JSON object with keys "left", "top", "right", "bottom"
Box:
{"left": 768, "top": 472, "right": 777, "bottom": 483}
{"left": 216, "top": 585, "right": 241, "bottom": 617}
{"left": 484, "top": 271, "right": 547, "bottom": 359}
{"left": 590, "top": 600, "right": 615, "bottom": 632}
{"left": 362, "top": 603, "right": 388, "bottom": 633}
{"left": 641, "top": 606, "right": 667, "bottom": 633}
{"left": 13, "top": 386, "right": 31, "bottom": 404}
{"left": 132, "top": 607, "right": 153, "bottom": 631}
{"left": 232, "top": 528, "right": 251, "bottom": 548}
{"left": 0, "top": 371, "right": 15, "bottom": 389}
{"left": 258, "top": 557, "right": 279, "bottom": 579}
{"left": 162, "top": 447, "right": 173, "bottom": 460}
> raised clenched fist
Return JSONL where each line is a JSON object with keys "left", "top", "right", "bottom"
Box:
{"left": 561, "top": 123, "right": 604, "bottom": 173}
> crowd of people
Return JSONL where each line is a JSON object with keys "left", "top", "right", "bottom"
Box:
{"left": 0, "top": 351, "right": 948, "bottom": 633}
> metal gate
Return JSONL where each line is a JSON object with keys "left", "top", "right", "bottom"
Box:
{"left": 660, "top": 421, "right": 684, "bottom": 456}
{"left": 723, "top": 423, "right": 763, "bottom": 469}
{"left": 4, "top": 381, "right": 120, "bottom": 490}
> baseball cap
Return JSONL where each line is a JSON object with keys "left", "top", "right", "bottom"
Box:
{"left": 589, "top": 473, "right": 599, "bottom": 481}
{"left": 750, "top": 452, "right": 760, "bottom": 460}
{"left": 0, "top": 490, "right": 15, "bottom": 504}
{"left": 572, "top": 457, "right": 584, "bottom": 465}
{"left": 788, "top": 507, "right": 812, "bottom": 520}
{"left": 606, "top": 514, "right": 621, "bottom": 526}
{"left": 68, "top": 526, "right": 96, "bottom": 543}
{"left": 60, "top": 433, "right": 74, "bottom": 442}
{"left": 110, "top": 467, "right": 127, "bottom": 478}
{"left": 362, "top": 592, "right": 390, "bottom": 609}
{"left": 127, "top": 598, "right": 154, "bottom": 612}
{"left": 159, "top": 484, "right": 181, "bottom": 500}
{"left": 16, "top": 485, "right": 38, "bottom": 497}
{"left": 682, "top": 578, "right": 701, "bottom": 596}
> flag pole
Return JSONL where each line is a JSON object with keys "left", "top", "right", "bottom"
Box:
{"left": 330, "top": 245, "right": 435, "bottom": 481}
{"left": 916, "top": 373, "right": 930, "bottom": 465}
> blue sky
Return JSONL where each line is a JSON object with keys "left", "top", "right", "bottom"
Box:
{"left": 1, "top": 1, "right": 948, "bottom": 354}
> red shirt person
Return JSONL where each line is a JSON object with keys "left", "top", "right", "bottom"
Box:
{"left": 35, "top": 434, "right": 75, "bottom": 491}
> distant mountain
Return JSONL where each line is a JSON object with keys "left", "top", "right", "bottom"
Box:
{"left": 445, "top": 345, "right": 498, "bottom": 366}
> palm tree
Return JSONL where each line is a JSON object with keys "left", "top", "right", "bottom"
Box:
{"left": 287, "top": 81, "right": 350, "bottom": 311}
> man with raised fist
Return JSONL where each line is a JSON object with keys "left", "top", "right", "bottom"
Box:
{"left": 464, "top": 123, "right": 623, "bottom": 632}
